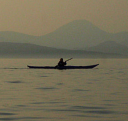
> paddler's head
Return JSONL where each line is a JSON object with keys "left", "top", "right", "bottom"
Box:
{"left": 60, "top": 58, "right": 63, "bottom": 61}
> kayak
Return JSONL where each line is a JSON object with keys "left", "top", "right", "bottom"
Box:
{"left": 27, "top": 64, "right": 99, "bottom": 69}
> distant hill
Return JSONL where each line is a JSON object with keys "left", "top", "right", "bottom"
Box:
{"left": 0, "top": 31, "right": 38, "bottom": 43}
{"left": 88, "top": 41, "right": 128, "bottom": 55}
{"left": 0, "top": 42, "right": 124, "bottom": 58}
{"left": 38, "top": 20, "right": 112, "bottom": 49}
{"left": 0, "top": 42, "right": 58, "bottom": 58}
{"left": 0, "top": 20, "right": 128, "bottom": 50}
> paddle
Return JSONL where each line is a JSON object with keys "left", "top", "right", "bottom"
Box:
{"left": 55, "top": 58, "right": 73, "bottom": 68}
{"left": 65, "top": 58, "right": 73, "bottom": 62}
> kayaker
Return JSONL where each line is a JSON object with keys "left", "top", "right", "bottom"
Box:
{"left": 58, "top": 58, "right": 67, "bottom": 67}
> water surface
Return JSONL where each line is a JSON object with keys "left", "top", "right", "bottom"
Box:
{"left": 0, "top": 58, "right": 127, "bottom": 121}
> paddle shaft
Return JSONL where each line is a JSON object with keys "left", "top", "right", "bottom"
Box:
{"left": 65, "top": 58, "right": 73, "bottom": 62}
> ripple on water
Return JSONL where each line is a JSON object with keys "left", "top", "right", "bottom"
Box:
{"left": 40, "top": 76, "right": 49, "bottom": 77}
{"left": 36, "top": 87, "right": 58, "bottom": 90}
{"left": 7, "top": 80, "right": 23, "bottom": 84}
{"left": 71, "top": 106, "right": 106, "bottom": 110}
{"left": 73, "top": 89, "right": 89, "bottom": 92}
{"left": 71, "top": 114, "right": 102, "bottom": 118}
{"left": 16, "top": 105, "right": 27, "bottom": 107}
{"left": 0, "top": 117, "right": 60, "bottom": 121}
{"left": 70, "top": 106, "right": 116, "bottom": 114}
{"left": 0, "top": 112, "right": 16, "bottom": 115}
{"left": 31, "top": 101, "right": 65, "bottom": 105}
{"left": 56, "top": 83, "right": 63, "bottom": 85}
{"left": 44, "top": 105, "right": 117, "bottom": 116}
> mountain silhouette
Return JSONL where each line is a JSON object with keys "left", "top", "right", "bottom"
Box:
{"left": 0, "top": 20, "right": 128, "bottom": 51}
{"left": 37, "top": 20, "right": 112, "bottom": 49}
{"left": 0, "top": 42, "right": 124, "bottom": 58}
{"left": 88, "top": 41, "right": 128, "bottom": 55}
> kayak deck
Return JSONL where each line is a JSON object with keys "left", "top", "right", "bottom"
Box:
{"left": 27, "top": 64, "right": 99, "bottom": 69}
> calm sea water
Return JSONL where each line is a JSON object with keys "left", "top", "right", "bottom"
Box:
{"left": 0, "top": 58, "right": 127, "bottom": 121}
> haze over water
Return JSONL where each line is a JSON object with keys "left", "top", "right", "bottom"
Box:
{"left": 0, "top": 58, "right": 127, "bottom": 121}
{"left": 1, "top": 0, "right": 128, "bottom": 35}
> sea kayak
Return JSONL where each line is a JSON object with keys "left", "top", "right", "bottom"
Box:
{"left": 27, "top": 64, "right": 99, "bottom": 69}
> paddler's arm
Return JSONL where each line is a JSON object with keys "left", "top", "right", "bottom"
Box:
{"left": 64, "top": 61, "right": 67, "bottom": 66}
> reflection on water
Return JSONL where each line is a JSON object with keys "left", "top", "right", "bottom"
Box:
{"left": 0, "top": 59, "right": 128, "bottom": 121}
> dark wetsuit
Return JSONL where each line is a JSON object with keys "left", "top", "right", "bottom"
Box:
{"left": 58, "top": 61, "right": 67, "bottom": 67}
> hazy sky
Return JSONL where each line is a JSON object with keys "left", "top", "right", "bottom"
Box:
{"left": 0, "top": 0, "right": 128, "bottom": 36}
